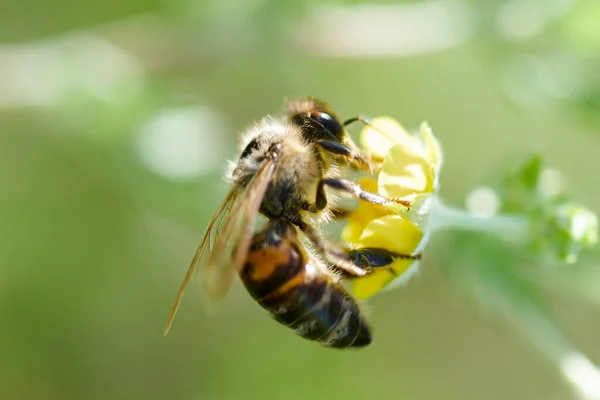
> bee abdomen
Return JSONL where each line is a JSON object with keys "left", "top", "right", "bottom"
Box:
{"left": 259, "top": 275, "right": 371, "bottom": 348}
{"left": 240, "top": 220, "right": 371, "bottom": 348}
{"left": 241, "top": 234, "right": 305, "bottom": 300}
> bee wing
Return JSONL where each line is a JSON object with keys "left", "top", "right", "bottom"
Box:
{"left": 163, "top": 185, "right": 239, "bottom": 335}
{"left": 164, "top": 157, "right": 277, "bottom": 335}
{"left": 203, "top": 157, "right": 277, "bottom": 301}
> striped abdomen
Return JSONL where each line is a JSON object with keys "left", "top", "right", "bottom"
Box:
{"left": 240, "top": 220, "right": 371, "bottom": 348}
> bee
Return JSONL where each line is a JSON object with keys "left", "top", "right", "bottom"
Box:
{"left": 164, "top": 97, "right": 411, "bottom": 347}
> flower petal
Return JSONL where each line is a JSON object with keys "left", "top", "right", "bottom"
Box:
{"left": 378, "top": 143, "right": 434, "bottom": 199}
{"left": 420, "top": 122, "right": 443, "bottom": 183}
{"left": 355, "top": 215, "right": 423, "bottom": 255}
{"left": 360, "top": 117, "right": 414, "bottom": 159}
{"left": 350, "top": 258, "right": 416, "bottom": 300}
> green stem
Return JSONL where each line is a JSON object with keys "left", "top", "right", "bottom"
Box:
{"left": 428, "top": 198, "right": 531, "bottom": 242}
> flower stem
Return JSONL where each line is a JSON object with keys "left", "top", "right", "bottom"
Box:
{"left": 428, "top": 198, "right": 531, "bottom": 242}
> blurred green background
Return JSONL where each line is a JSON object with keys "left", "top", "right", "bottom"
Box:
{"left": 2, "top": 0, "right": 600, "bottom": 399}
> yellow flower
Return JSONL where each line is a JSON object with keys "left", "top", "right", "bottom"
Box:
{"left": 342, "top": 117, "right": 442, "bottom": 299}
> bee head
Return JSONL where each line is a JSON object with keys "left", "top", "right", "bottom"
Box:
{"left": 227, "top": 117, "right": 287, "bottom": 184}
{"left": 237, "top": 117, "right": 287, "bottom": 161}
{"left": 292, "top": 110, "right": 345, "bottom": 142}
{"left": 287, "top": 98, "right": 347, "bottom": 143}
{"left": 240, "top": 136, "right": 260, "bottom": 159}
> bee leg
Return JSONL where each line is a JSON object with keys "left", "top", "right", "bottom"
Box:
{"left": 302, "top": 181, "right": 357, "bottom": 217}
{"left": 304, "top": 178, "right": 411, "bottom": 213}
{"left": 336, "top": 248, "right": 422, "bottom": 279}
{"left": 321, "top": 178, "right": 412, "bottom": 210}
{"left": 297, "top": 222, "right": 372, "bottom": 277}
{"left": 302, "top": 179, "right": 328, "bottom": 213}
{"left": 349, "top": 248, "right": 421, "bottom": 267}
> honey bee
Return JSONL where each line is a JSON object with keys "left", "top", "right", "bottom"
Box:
{"left": 164, "top": 97, "right": 411, "bottom": 347}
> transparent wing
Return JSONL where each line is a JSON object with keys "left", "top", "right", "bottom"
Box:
{"left": 164, "top": 185, "right": 239, "bottom": 335}
{"left": 202, "top": 157, "right": 276, "bottom": 301}
{"left": 164, "top": 157, "right": 277, "bottom": 335}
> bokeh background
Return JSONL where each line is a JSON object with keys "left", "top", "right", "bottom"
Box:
{"left": 2, "top": 0, "right": 600, "bottom": 399}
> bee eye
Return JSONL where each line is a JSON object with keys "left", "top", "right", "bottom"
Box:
{"left": 240, "top": 138, "right": 259, "bottom": 159}
{"left": 312, "top": 111, "right": 345, "bottom": 140}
